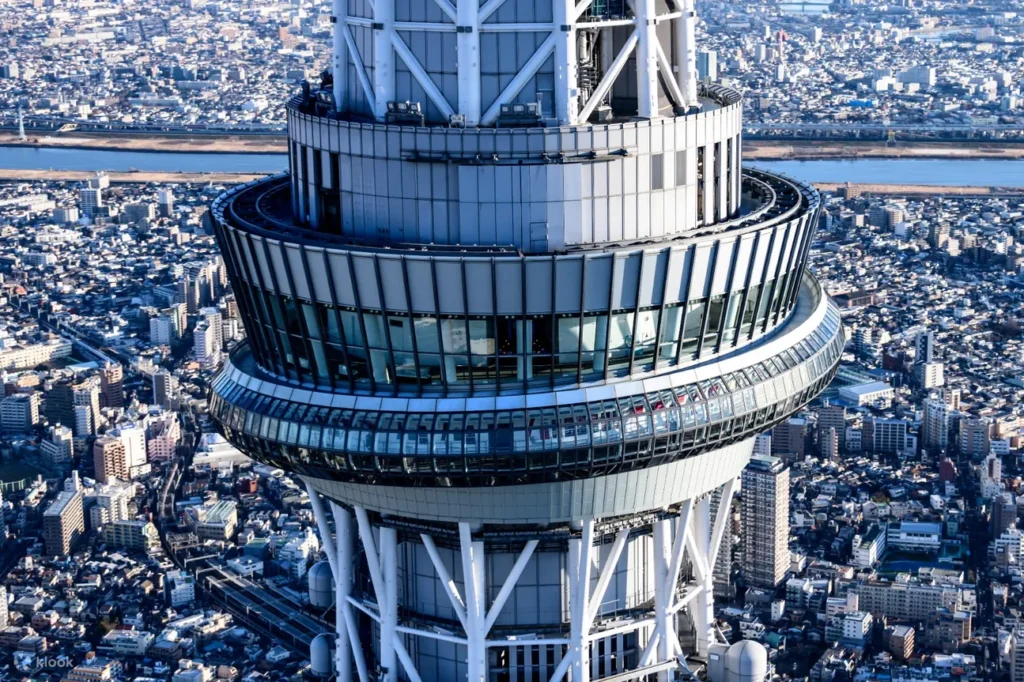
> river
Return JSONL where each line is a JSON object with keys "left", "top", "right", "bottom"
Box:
{"left": 0, "top": 146, "right": 287, "bottom": 174}
{"left": 3, "top": 145, "right": 1024, "bottom": 188}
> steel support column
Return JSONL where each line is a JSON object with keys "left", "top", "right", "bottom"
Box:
{"left": 460, "top": 523, "right": 488, "bottom": 682}
{"left": 635, "top": 0, "right": 659, "bottom": 118}
{"left": 331, "top": 503, "right": 355, "bottom": 682}
{"left": 689, "top": 496, "right": 714, "bottom": 657}
{"left": 380, "top": 526, "right": 399, "bottom": 682}
{"left": 373, "top": 0, "right": 395, "bottom": 119}
{"left": 332, "top": 0, "right": 347, "bottom": 111}
{"left": 652, "top": 518, "right": 675, "bottom": 681}
{"left": 674, "top": 0, "right": 698, "bottom": 109}
{"left": 570, "top": 519, "right": 595, "bottom": 682}
{"left": 458, "top": 0, "right": 481, "bottom": 125}
{"left": 354, "top": 507, "right": 398, "bottom": 682}
{"left": 554, "top": 0, "right": 579, "bottom": 125}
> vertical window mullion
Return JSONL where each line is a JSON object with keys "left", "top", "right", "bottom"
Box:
{"left": 297, "top": 244, "right": 333, "bottom": 390}
{"left": 694, "top": 243, "right": 719, "bottom": 358}
{"left": 713, "top": 243, "right": 741, "bottom": 356}
{"left": 319, "top": 249, "right": 355, "bottom": 392}
{"left": 345, "top": 251, "right": 378, "bottom": 392}
{"left": 369, "top": 254, "right": 398, "bottom": 395}
{"left": 627, "top": 255, "right": 646, "bottom": 376}
{"left": 399, "top": 257, "right": 424, "bottom": 394}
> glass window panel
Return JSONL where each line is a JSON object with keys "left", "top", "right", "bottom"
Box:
{"left": 721, "top": 293, "right": 743, "bottom": 348}
{"left": 529, "top": 355, "right": 553, "bottom": 382}
{"left": 441, "top": 318, "right": 469, "bottom": 354}
{"left": 310, "top": 340, "right": 329, "bottom": 380}
{"left": 264, "top": 292, "right": 286, "bottom": 328}
{"left": 277, "top": 331, "right": 296, "bottom": 366}
{"left": 755, "top": 280, "right": 774, "bottom": 334}
{"left": 496, "top": 317, "right": 522, "bottom": 356}
{"left": 417, "top": 353, "right": 444, "bottom": 385}
{"left": 681, "top": 299, "right": 704, "bottom": 360}
{"left": 469, "top": 318, "right": 495, "bottom": 356}
{"left": 634, "top": 309, "right": 659, "bottom": 368}
{"left": 393, "top": 352, "right": 418, "bottom": 383}
{"left": 369, "top": 350, "right": 391, "bottom": 383}
{"left": 527, "top": 409, "right": 559, "bottom": 451}
{"left": 580, "top": 314, "right": 608, "bottom": 378}
{"left": 362, "top": 313, "right": 387, "bottom": 350}
{"left": 302, "top": 303, "right": 322, "bottom": 340}
{"left": 414, "top": 316, "right": 440, "bottom": 353}
{"left": 387, "top": 316, "right": 415, "bottom": 352}
{"left": 449, "top": 355, "right": 470, "bottom": 383}
{"left": 740, "top": 285, "right": 760, "bottom": 338}
{"left": 530, "top": 316, "right": 554, "bottom": 355}
{"left": 339, "top": 309, "right": 364, "bottom": 346}
{"left": 470, "top": 355, "right": 497, "bottom": 386}
{"left": 701, "top": 295, "right": 725, "bottom": 355}
{"left": 607, "top": 312, "right": 634, "bottom": 373}
{"left": 658, "top": 304, "right": 683, "bottom": 364}
{"left": 556, "top": 316, "right": 581, "bottom": 358}
{"left": 719, "top": 396, "right": 734, "bottom": 418}
{"left": 282, "top": 296, "right": 302, "bottom": 331}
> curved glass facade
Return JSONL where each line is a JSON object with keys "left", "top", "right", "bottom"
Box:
{"left": 212, "top": 170, "right": 818, "bottom": 396}
{"left": 209, "top": 281, "right": 842, "bottom": 486}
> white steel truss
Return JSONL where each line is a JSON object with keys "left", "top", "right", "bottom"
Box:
{"left": 305, "top": 477, "right": 735, "bottom": 682}
{"left": 329, "top": 0, "right": 700, "bottom": 126}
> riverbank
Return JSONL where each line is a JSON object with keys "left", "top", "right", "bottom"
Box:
{"left": 745, "top": 140, "right": 1024, "bottom": 160}
{"left": 0, "top": 132, "right": 287, "bottom": 154}
{"left": 5, "top": 131, "right": 1024, "bottom": 161}
{"left": 814, "top": 182, "right": 1024, "bottom": 197}
{"left": 0, "top": 169, "right": 266, "bottom": 184}
{"left": 2, "top": 168, "right": 1022, "bottom": 197}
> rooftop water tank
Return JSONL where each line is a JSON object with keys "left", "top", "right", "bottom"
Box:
{"left": 307, "top": 560, "right": 334, "bottom": 609}
{"left": 310, "top": 634, "right": 333, "bottom": 679}
{"left": 725, "top": 640, "right": 769, "bottom": 682}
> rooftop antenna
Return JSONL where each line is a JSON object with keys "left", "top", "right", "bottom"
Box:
{"left": 17, "top": 106, "right": 25, "bottom": 141}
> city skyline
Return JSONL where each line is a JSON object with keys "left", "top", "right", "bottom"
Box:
{"left": 0, "top": 2, "right": 1022, "bottom": 682}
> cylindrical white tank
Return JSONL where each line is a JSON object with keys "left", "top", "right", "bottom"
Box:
{"left": 310, "top": 633, "right": 333, "bottom": 678}
{"left": 307, "top": 561, "right": 334, "bottom": 609}
{"left": 725, "top": 640, "right": 769, "bottom": 682}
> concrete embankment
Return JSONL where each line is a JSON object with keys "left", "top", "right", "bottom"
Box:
{"left": 0, "top": 169, "right": 265, "bottom": 184}
{"left": 4, "top": 132, "right": 1024, "bottom": 160}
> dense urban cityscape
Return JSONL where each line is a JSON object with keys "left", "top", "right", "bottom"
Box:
{"left": 0, "top": 1, "right": 1023, "bottom": 682}
{"left": 2, "top": 0, "right": 1024, "bottom": 139}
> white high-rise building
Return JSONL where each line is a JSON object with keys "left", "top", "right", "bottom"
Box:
{"left": 915, "top": 361, "right": 944, "bottom": 389}
{"left": 150, "top": 316, "right": 176, "bottom": 346}
{"left": 1012, "top": 628, "right": 1024, "bottom": 682}
{"left": 73, "top": 378, "right": 101, "bottom": 436}
{"left": 89, "top": 483, "right": 132, "bottom": 530}
{"left": 79, "top": 187, "right": 103, "bottom": 215}
{"left": 41, "top": 425, "right": 74, "bottom": 470}
{"left": 73, "top": 404, "right": 94, "bottom": 438}
{"left": 195, "top": 307, "right": 224, "bottom": 369}
{"left": 923, "top": 399, "right": 949, "bottom": 453}
{"left": 278, "top": 528, "right": 320, "bottom": 581}
{"left": 166, "top": 570, "right": 196, "bottom": 608}
{"left": 147, "top": 413, "right": 181, "bottom": 462}
{"left": 117, "top": 425, "right": 148, "bottom": 472}
{"left": 981, "top": 452, "right": 1003, "bottom": 499}
{"left": 742, "top": 454, "right": 791, "bottom": 589}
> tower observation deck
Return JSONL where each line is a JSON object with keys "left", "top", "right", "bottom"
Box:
{"left": 207, "top": 1, "right": 843, "bottom": 681}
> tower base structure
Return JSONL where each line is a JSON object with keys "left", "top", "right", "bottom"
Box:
{"left": 211, "top": 274, "right": 843, "bottom": 682}
{"left": 309, "top": 473, "right": 738, "bottom": 682}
